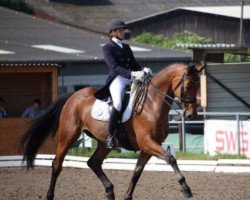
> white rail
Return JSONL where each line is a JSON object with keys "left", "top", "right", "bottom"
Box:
{"left": 1, "top": 155, "right": 250, "bottom": 173}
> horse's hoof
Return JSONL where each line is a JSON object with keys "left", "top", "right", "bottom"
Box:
{"left": 124, "top": 196, "right": 132, "bottom": 200}
{"left": 106, "top": 192, "right": 115, "bottom": 200}
{"left": 47, "top": 192, "right": 54, "bottom": 200}
{"left": 181, "top": 187, "right": 193, "bottom": 198}
{"left": 47, "top": 195, "right": 54, "bottom": 200}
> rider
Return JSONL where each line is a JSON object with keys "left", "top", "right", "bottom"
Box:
{"left": 94, "top": 19, "right": 144, "bottom": 148}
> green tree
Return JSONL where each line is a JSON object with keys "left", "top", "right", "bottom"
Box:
{"left": 132, "top": 31, "right": 212, "bottom": 50}
{"left": 132, "top": 31, "right": 250, "bottom": 62}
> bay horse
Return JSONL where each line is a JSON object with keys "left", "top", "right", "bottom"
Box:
{"left": 21, "top": 62, "right": 205, "bottom": 200}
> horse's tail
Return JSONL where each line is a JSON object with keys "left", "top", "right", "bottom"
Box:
{"left": 20, "top": 92, "right": 74, "bottom": 169}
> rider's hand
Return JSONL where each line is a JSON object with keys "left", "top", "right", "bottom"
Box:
{"left": 143, "top": 67, "right": 153, "bottom": 76}
{"left": 131, "top": 71, "right": 145, "bottom": 80}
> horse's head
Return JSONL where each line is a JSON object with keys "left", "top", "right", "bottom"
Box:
{"left": 172, "top": 62, "right": 206, "bottom": 120}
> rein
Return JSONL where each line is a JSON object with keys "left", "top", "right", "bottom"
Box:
{"left": 149, "top": 82, "right": 182, "bottom": 115}
{"left": 133, "top": 73, "right": 182, "bottom": 115}
{"left": 134, "top": 66, "right": 199, "bottom": 115}
{"left": 133, "top": 75, "right": 151, "bottom": 114}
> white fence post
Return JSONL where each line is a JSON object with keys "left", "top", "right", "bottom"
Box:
{"left": 236, "top": 114, "right": 240, "bottom": 156}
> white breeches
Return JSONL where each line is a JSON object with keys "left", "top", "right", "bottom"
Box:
{"left": 109, "top": 75, "right": 132, "bottom": 111}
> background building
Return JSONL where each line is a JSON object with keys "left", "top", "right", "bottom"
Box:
{"left": 127, "top": 6, "right": 250, "bottom": 45}
{"left": 0, "top": 6, "right": 191, "bottom": 117}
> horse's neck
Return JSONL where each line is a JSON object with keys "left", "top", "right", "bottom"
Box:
{"left": 152, "top": 67, "right": 177, "bottom": 101}
{"left": 148, "top": 68, "right": 176, "bottom": 116}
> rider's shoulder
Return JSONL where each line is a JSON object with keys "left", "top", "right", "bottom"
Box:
{"left": 103, "top": 43, "right": 113, "bottom": 50}
{"left": 122, "top": 43, "right": 132, "bottom": 50}
{"left": 104, "top": 42, "right": 113, "bottom": 47}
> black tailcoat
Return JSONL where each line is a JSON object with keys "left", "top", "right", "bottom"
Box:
{"left": 94, "top": 41, "right": 142, "bottom": 100}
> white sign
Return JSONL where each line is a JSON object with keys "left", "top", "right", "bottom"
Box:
{"left": 204, "top": 120, "right": 250, "bottom": 157}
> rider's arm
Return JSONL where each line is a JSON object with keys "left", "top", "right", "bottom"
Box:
{"left": 103, "top": 44, "right": 131, "bottom": 79}
{"left": 127, "top": 45, "right": 142, "bottom": 71}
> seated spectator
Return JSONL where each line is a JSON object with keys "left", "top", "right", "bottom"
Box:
{"left": 21, "top": 99, "right": 45, "bottom": 119}
{"left": 0, "top": 97, "right": 7, "bottom": 118}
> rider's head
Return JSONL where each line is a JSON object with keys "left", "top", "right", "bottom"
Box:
{"left": 107, "top": 19, "right": 126, "bottom": 40}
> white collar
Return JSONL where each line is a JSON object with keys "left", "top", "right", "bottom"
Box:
{"left": 112, "top": 37, "right": 123, "bottom": 48}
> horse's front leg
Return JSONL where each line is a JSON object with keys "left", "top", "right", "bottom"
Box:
{"left": 143, "top": 139, "right": 193, "bottom": 198}
{"left": 124, "top": 152, "right": 151, "bottom": 200}
{"left": 87, "top": 142, "right": 114, "bottom": 200}
{"left": 166, "top": 153, "right": 192, "bottom": 198}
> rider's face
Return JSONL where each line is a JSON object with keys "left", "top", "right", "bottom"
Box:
{"left": 112, "top": 27, "right": 125, "bottom": 40}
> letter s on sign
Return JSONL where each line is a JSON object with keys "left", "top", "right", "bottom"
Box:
{"left": 216, "top": 130, "right": 224, "bottom": 151}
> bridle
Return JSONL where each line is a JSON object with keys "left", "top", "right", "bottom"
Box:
{"left": 173, "top": 67, "right": 199, "bottom": 108}
{"left": 148, "top": 66, "right": 200, "bottom": 114}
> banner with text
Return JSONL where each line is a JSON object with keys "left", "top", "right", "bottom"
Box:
{"left": 204, "top": 120, "right": 250, "bottom": 157}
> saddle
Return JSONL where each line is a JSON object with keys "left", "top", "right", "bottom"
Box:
{"left": 91, "top": 89, "right": 136, "bottom": 123}
{"left": 91, "top": 87, "right": 137, "bottom": 151}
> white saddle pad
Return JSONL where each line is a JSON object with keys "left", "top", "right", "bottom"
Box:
{"left": 91, "top": 91, "right": 136, "bottom": 123}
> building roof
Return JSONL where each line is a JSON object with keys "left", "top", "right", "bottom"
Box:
{"left": 24, "top": 0, "right": 250, "bottom": 34}
{"left": 127, "top": 5, "right": 250, "bottom": 25}
{"left": 183, "top": 6, "right": 250, "bottom": 19}
{"left": 0, "top": 6, "right": 191, "bottom": 64}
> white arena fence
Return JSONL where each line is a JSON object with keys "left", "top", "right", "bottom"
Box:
{"left": 1, "top": 155, "right": 250, "bottom": 173}
{"left": 169, "top": 111, "right": 250, "bottom": 154}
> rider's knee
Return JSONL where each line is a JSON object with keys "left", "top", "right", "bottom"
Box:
{"left": 113, "top": 102, "right": 122, "bottom": 112}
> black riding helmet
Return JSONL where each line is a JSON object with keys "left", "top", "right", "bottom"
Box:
{"left": 108, "top": 19, "right": 127, "bottom": 33}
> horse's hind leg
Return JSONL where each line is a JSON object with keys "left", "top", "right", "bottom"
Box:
{"left": 124, "top": 152, "right": 151, "bottom": 200}
{"left": 47, "top": 127, "right": 80, "bottom": 200}
{"left": 87, "top": 142, "right": 114, "bottom": 200}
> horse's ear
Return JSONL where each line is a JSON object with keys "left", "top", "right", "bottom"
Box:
{"left": 195, "top": 61, "right": 207, "bottom": 73}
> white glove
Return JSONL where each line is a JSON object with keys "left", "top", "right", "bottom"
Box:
{"left": 143, "top": 67, "right": 153, "bottom": 76}
{"left": 131, "top": 71, "right": 145, "bottom": 80}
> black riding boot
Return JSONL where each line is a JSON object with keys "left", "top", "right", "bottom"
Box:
{"left": 106, "top": 107, "right": 119, "bottom": 149}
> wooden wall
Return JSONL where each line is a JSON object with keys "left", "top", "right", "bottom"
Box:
{"left": 0, "top": 66, "right": 57, "bottom": 117}
{"left": 0, "top": 66, "right": 58, "bottom": 155}
{"left": 128, "top": 10, "right": 247, "bottom": 45}
{"left": 0, "top": 118, "right": 56, "bottom": 155}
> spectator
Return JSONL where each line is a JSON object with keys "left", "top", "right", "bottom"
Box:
{"left": 21, "top": 99, "right": 45, "bottom": 119}
{"left": 0, "top": 97, "right": 7, "bottom": 118}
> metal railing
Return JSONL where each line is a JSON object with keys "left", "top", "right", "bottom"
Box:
{"left": 169, "top": 111, "right": 250, "bottom": 153}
